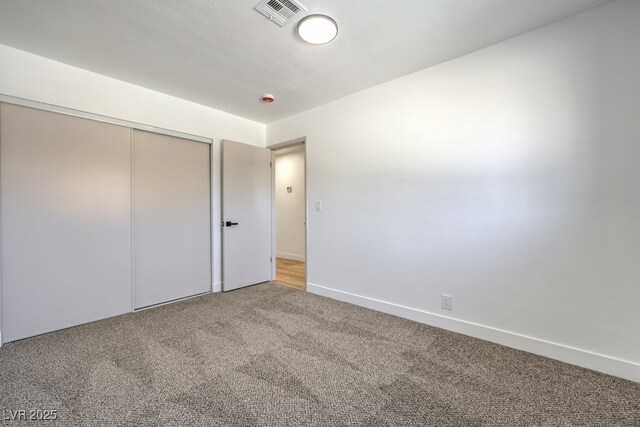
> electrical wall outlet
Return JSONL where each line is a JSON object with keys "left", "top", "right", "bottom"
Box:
{"left": 441, "top": 294, "right": 452, "bottom": 311}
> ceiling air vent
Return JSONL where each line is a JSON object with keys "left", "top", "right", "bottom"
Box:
{"left": 254, "top": 0, "right": 306, "bottom": 27}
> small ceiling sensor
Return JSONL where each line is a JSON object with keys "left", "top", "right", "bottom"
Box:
{"left": 262, "top": 94, "right": 275, "bottom": 103}
{"left": 297, "top": 14, "right": 338, "bottom": 45}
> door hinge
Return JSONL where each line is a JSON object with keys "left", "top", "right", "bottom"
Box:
{"left": 270, "top": 257, "right": 273, "bottom": 263}
{"left": 270, "top": 161, "right": 272, "bottom": 167}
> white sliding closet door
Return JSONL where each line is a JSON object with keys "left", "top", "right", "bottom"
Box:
{"left": 0, "top": 104, "right": 132, "bottom": 342}
{"left": 132, "top": 130, "right": 211, "bottom": 309}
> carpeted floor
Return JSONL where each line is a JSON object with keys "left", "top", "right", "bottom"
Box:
{"left": 0, "top": 283, "right": 638, "bottom": 426}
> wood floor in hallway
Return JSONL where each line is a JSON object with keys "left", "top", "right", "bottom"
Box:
{"left": 276, "top": 257, "right": 305, "bottom": 289}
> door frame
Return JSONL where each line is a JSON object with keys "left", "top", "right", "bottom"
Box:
{"left": 268, "top": 137, "right": 308, "bottom": 290}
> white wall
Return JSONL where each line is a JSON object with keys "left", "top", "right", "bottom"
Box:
{"left": 275, "top": 146, "right": 306, "bottom": 261}
{"left": 268, "top": 0, "right": 640, "bottom": 382}
{"left": 0, "top": 43, "right": 266, "bottom": 303}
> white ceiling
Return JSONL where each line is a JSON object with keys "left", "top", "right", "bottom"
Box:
{"left": 0, "top": 0, "right": 611, "bottom": 123}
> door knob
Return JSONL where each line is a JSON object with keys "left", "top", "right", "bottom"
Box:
{"left": 225, "top": 221, "right": 239, "bottom": 227}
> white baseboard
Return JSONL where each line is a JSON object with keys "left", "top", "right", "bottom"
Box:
{"left": 307, "top": 283, "right": 640, "bottom": 384}
{"left": 213, "top": 282, "right": 222, "bottom": 293}
{"left": 276, "top": 252, "right": 305, "bottom": 262}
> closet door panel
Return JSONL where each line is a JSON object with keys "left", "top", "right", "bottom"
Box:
{"left": 0, "top": 104, "right": 132, "bottom": 342}
{"left": 132, "top": 130, "right": 211, "bottom": 309}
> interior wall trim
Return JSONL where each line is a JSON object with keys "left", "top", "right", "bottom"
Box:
{"left": 276, "top": 252, "right": 305, "bottom": 262}
{"left": 307, "top": 283, "right": 640, "bottom": 384}
{"left": 213, "top": 282, "right": 222, "bottom": 293}
{"left": 0, "top": 94, "right": 213, "bottom": 144}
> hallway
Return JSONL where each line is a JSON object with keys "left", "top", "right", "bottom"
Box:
{"left": 275, "top": 257, "right": 305, "bottom": 289}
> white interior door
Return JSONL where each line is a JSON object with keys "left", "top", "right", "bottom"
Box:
{"left": 222, "top": 140, "right": 272, "bottom": 291}
{"left": 133, "top": 130, "right": 211, "bottom": 309}
{"left": 0, "top": 104, "right": 132, "bottom": 342}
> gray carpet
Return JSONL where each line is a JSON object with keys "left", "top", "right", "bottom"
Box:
{"left": 0, "top": 283, "right": 638, "bottom": 426}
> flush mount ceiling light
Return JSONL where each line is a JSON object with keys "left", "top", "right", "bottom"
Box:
{"left": 297, "top": 14, "right": 338, "bottom": 45}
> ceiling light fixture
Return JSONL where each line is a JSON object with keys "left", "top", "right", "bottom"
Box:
{"left": 297, "top": 14, "right": 338, "bottom": 45}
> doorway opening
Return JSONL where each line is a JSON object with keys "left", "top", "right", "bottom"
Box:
{"left": 272, "top": 143, "right": 306, "bottom": 290}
